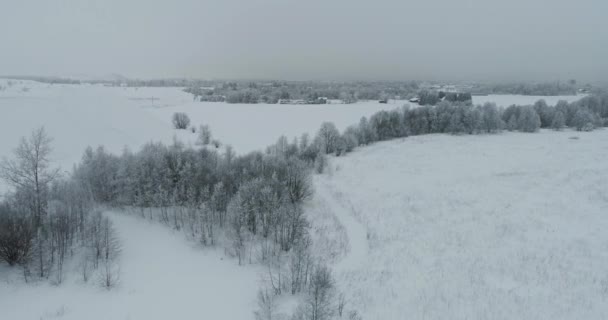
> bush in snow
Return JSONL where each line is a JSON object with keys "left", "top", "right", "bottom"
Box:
{"left": 172, "top": 112, "right": 190, "bottom": 129}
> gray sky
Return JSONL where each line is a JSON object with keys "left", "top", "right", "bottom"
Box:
{"left": 2, "top": 0, "right": 607, "bottom": 82}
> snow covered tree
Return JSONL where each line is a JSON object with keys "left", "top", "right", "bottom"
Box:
{"left": 341, "top": 127, "right": 359, "bottom": 153}
{"left": 572, "top": 108, "right": 596, "bottom": 131}
{"left": 254, "top": 288, "right": 277, "bottom": 320}
{"left": 533, "top": 99, "right": 554, "bottom": 128}
{"left": 517, "top": 106, "right": 541, "bottom": 132}
{"left": 289, "top": 235, "right": 312, "bottom": 294}
{"left": 447, "top": 110, "right": 465, "bottom": 134}
{"left": 551, "top": 110, "right": 566, "bottom": 130}
{"left": 284, "top": 158, "right": 313, "bottom": 205}
{"left": 356, "top": 116, "right": 377, "bottom": 145}
{"left": 316, "top": 122, "right": 340, "bottom": 154}
{"left": 295, "top": 264, "right": 336, "bottom": 320}
{"left": 0, "top": 127, "right": 60, "bottom": 227}
{"left": 480, "top": 103, "right": 503, "bottom": 133}
{"left": 506, "top": 114, "right": 518, "bottom": 131}
{"left": 196, "top": 124, "right": 212, "bottom": 145}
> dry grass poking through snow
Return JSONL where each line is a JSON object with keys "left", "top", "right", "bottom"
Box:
{"left": 307, "top": 129, "right": 608, "bottom": 320}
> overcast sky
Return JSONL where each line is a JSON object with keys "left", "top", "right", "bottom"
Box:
{"left": 1, "top": 0, "right": 607, "bottom": 82}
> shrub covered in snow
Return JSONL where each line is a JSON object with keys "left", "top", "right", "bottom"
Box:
{"left": 172, "top": 112, "right": 190, "bottom": 129}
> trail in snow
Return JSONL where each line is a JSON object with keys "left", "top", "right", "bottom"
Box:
{"left": 314, "top": 178, "right": 368, "bottom": 271}
{"left": 0, "top": 212, "right": 260, "bottom": 320}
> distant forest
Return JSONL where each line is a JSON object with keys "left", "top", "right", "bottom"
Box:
{"left": 4, "top": 76, "right": 585, "bottom": 104}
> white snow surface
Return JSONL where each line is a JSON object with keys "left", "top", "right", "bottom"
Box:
{"left": 307, "top": 129, "right": 608, "bottom": 320}
{"left": 0, "top": 212, "right": 261, "bottom": 320}
{"left": 0, "top": 79, "right": 598, "bottom": 319}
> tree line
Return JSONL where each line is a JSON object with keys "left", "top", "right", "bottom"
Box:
{"left": 470, "top": 81, "right": 581, "bottom": 96}
{"left": 314, "top": 94, "right": 607, "bottom": 160}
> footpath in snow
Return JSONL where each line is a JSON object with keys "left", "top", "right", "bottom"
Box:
{"left": 314, "top": 179, "right": 369, "bottom": 272}
{"left": 0, "top": 212, "right": 259, "bottom": 320}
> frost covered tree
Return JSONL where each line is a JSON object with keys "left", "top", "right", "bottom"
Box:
{"left": 172, "top": 112, "right": 191, "bottom": 129}
{"left": 196, "top": 125, "right": 212, "bottom": 145}
{"left": 572, "top": 108, "right": 596, "bottom": 131}
{"left": 0, "top": 127, "right": 60, "bottom": 227}
{"left": 316, "top": 122, "right": 340, "bottom": 154}
{"left": 254, "top": 288, "right": 277, "bottom": 320}
{"left": 284, "top": 158, "right": 313, "bottom": 205}
{"left": 289, "top": 235, "right": 312, "bottom": 294}
{"left": 447, "top": 110, "right": 465, "bottom": 134}
{"left": 517, "top": 106, "right": 541, "bottom": 132}
{"left": 480, "top": 103, "right": 503, "bottom": 133}
{"left": 533, "top": 99, "right": 554, "bottom": 128}
{"left": 551, "top": 110, "right": 566, "bottom": 130}
{"left": 506, "top": 114, "right": 518, "bottom": 131}
{"left": 341, "top": 127, "right": 359, "bottom": 153}
{"left": 294, "top": 264, "right": 336, "bottom": 320}
{"left": 356, "top": 117, "right": 377, "bottom": 145}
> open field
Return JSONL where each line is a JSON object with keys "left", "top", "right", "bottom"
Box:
{"left": 307, "top": 129, "right": 608, "bottom": 319}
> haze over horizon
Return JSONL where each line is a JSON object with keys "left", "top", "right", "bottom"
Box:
{"left": 2, "top": 0, "right": 607, "bottom": 83}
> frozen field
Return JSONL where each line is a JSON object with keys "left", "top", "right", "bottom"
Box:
{"left": 307, "top": 129, "right": 608, "bottom": 320}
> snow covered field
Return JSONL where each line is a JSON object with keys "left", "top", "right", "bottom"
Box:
{"left": 0, "top": 79, "right": 599, "bottom": 319}
{"left": 307, "top": 129, "right": 608, "bottom": 320}
{"left": 0, "top": 212, "right": 261, "bottom": 320}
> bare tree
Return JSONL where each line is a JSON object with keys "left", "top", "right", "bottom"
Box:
{"left": 285, "top": 158, "right": 313, "bottom": 205}
{"left": 255, "top": 288, "right": 277, "bottom": 320}
{"left": 316, "top": 122, "right": 340, "bottom": 154}
{"left": 294, "top": 264, "right": 336, "bottom": 320}
{"left": 196, "top": 125, "right": 213, "bottom": 146}
{"left": 99, "top": 259, "right": 120, "bottom": 289}
{"left": 337, "top": 293, "right": 347, "bottom": 318}
{"left": 0, "top": 127, "right": 60, "bottom": 227}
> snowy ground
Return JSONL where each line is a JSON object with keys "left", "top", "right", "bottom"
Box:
{"left": 307, "top": 129, "right": 608, "bottom": 320}
{"left": 0, "top": 79, "right": 596, "bottom": 319}
{"left": 0, "top": 212, "right": 261, "bottom": 320}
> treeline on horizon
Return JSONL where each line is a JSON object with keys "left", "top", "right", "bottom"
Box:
{"left": 185, "top": 81, "right": 582, "bottom": 104}
{"left": 2, "top": 75, "right": 584, "bottom": 100}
